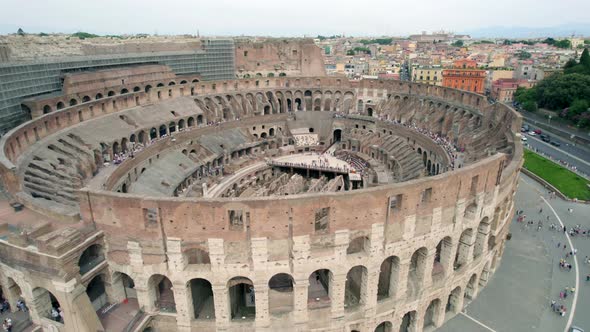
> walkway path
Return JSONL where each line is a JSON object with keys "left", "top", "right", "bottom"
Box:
{"left": 439, "top": 174, "right": 590, "bottom": 332}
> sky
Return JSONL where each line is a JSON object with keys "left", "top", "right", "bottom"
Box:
{"left": 0, "top": 0, "right": 589, "bottom": 37}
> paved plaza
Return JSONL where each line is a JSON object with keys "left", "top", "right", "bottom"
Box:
{"left": 439, "top": 174, "right": 590, "bottom": 332}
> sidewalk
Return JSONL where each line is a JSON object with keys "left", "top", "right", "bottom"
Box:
{"left": 520, "top": 109, "right": 590, "bottom": 151}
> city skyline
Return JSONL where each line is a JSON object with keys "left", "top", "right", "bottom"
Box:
{"left": 1, "top": 0, "right": 589, "bottom": 37}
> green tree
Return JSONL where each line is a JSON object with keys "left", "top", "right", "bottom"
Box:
{"left": 522, "top": 100, "right": 538, "bottom": 112}
{"left": 580, "top": 48, "right": 590, "bottom": 67}
{"left": 452, "top": 40, "right": 464, "bottom": 47}
{"left": 17, "top": 28, "right": 25, "bottom": 36}
{"left": 564, "top": 58, "right": 578, "bottom": 69}
{"left": 517, "top": 51, "right": 532, "bottom": 60}
{"left": 567, "top": 99, "right": 589, "bottom": 120}
{"left": 536, "top": 73, "right": 590, "bottom": 109}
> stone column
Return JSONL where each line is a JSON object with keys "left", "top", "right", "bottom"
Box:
{"left": 293, "top": 277, "right": 309, "bottom": 326}
{"left": 395, "top": 259, "right": 411, "bottom": 300}
{"left": 254, "top": 283, "right": 270, "bottom": 329}
{"left": 333, "top": 230, "right": 349, "bottom": 261}
{"left": 166, "top": 238, "right": 186, "bottom": 272}
{"left": 329, "top": 272, "right": 347, "bottom": 321}
{"left": 362, "top": 267, "right": 380, "bottom": 318}
{"left": 402, "top": 215, "right": 417, "bottom": 240}
{"left": 212, "top": 284, "right": 230, "bottom": 330}
{"left": 454, "top": 199, "right": 466, "bottom": 230}
{"left": 421, "top": 251, "right": 437, "bottom": 290}
{"left": 173, "top": 281, "right": 192, "bottom": 332}
{"left": 208, "top": 238, "right": 225, "bottom": 270}
{"left": 107, "top": 273, "right": 126, "bottom": 303}
{"left": 52, "top": 280, "right": 104, "bottom": 332}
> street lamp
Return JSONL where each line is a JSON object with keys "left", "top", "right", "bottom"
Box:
{"left": 548, "top": 115, "right": 552, "bottom": 125}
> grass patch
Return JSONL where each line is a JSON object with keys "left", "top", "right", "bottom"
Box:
{"left": 523, "top": 150, "right": 590, "bottom": 200}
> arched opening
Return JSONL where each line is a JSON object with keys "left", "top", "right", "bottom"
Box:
{"left": 260, "top": 132, "right": 267, "bottom": 139}
{"left": 400, "top": 311, "right": 417, "bottom": 332}
{"left": 168, "top": 81, "right": 176, "bottom": 86}
{"left": 159, "top": 125, "right": 167, "bottom": 137}
{"left": 138, "top": 131, "right": 145, "bottom": 144}
{"left": 454, "top": 229, "right": 474, "bottom": 270}
{"left": 184, "top": 247, "right": 210, "bottom": 264}
{"left": 446, "top": 286, "right": 462, "bottom": 317}
{"left": 465, "top": 274, "right": 478, "bottom": 301}
{"left": 333, "top": 129, "right": 342, "bottom": 142}
{"left": 479, "top": 263, "right": 490, "bottom": 287}
{"left": 121, "top": 138, "right": 128, "bottom": 153}
{"left": 192, "top": 79, "right": 200, "bottom": 83}
{"left": 145, "top": 85, "right": 152, "bottom": 93}
{"left": 187, "top": 117, "right": 195, "bottom": 127}
{"left": 188, "top": 279, "right": 214, "bottom": 319}
{"left": 133, "top": 86, "right": 141, "bottom": 92}
{"left": 149, "top": 128, "right": 157, "bottom": 140}
{"left": 375, "top": 321, "right": 393, "bottom": 332}
{"left": 347, "top": 236, "right": 369, "bottom": 255}
{"left": 113, "top": 272, "right": 136, "bottom": 301}
{"left": 43, "top": 105, "right": 52, "bottom": 114}
{"left": 121, "top": 183, "right": 127, "bottom": 193}
{"left": 308, "top": 269, "right": 331, "bottom": 309}
{"left": 108, "top": 91, "right": 115, "bottom": 97}
{"left": 263, "top": 105, "right": 271, "bottom": 115}
{"left": 95, "top": 93, "right": 103, "bottom": 100}
{"left": 157, "top": 83, "right": 164, "bottom": 87}
{"left": 268, "top": 273, "right": 294, "bottom": 316}
{"left": 473, "top": 218, "right": 490, "bottom": 260}
{"left": 2, "top": 278, "right": 27, "bottom": 315}
{"left": 432, "top": 237, "right": 453, "bottom": 283}
{"left": 279, "top": 72, "right": 286, "bottom": 77}
{"left": 423, "top": 298, "right": 441, "bottom": 329}
{"left": 56, "top": 101, "right": 65, "bottom": 110}
{"left": 377, "top": 256, "right": 400, "bottom": 300}
{"left": 69, "top": 98, "right": 78, "bottom": 106}
{"left": 178, "top": 119, "right": 185, "bottom": 130}
{"left": 168, "top": 122, "right": 176, "bottom": 133}
{"left": 112, "top": 141, "right": 120, "bottom": 155}
{"left": 407, "top": 247, "right": 428, "bottom": 297}
{"left": 86, "top": 274, "right": 107, "bottom": 311}
{"left": 180, "top": 80, "right": 187, "bottom": 84}
{"left": 268, "top": 128, "right": 275, "bottom": 137}
{"left": 228, "top": 277, "right": 255, "bottom": 320}
{"left": 148, "top": 275, "right": 176, "bottom": 312}
{"left": 295, "top": 98, "right": 302, "bottom": 111}
{"left": 32, "top": 287, "right": 63, "bottom": 323}
{"left": 344, "top": 265, "right": 368, "bottom": 309}
{"left": 82, "top": 96, "right": 91, "bottom": 103}
{"left": 121, "top": 88, "right": 129, "bottom": 94}
{"left": 367, "top": 107, "right": 373, "bottom": 117}
{"left": 196, "top": 115, "right": 203, "bottom": 125}
{"left": 78, "top": 244, "right": 105, "bottom": 275}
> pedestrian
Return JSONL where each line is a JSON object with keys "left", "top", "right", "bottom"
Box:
{"left": 564, "top": 226, "right": 567, "bottom": 233}
{"left": 571, "top": 287, "right": 575, "bottom": 294}
{"left": 560, "top": 291, "right": 564, "bottom": 299}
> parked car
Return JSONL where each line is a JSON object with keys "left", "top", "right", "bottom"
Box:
{"left": 550, "top": 141, "right": 561, "bottom": 147}
{"left": 522, "top": 124, "right": 530, "bottom": 131}
{"left": 534, "top": 129, "right": 542, "bottom": 134}
{"left": 528, "top": 131, "right": 536, "bottom": 136}
{"left": 540, "top": 134, "right": 550, "bottom": 142}
{"left": 521, "top": 136, "right": 528, "bottom": 142}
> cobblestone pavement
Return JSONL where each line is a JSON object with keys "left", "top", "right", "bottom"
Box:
{"left": 438, "top": 174, "right": 590, "bottom": 332}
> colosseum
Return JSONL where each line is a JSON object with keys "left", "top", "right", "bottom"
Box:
{"left": 0, "top": 55, "right": 522, "bottom": 331}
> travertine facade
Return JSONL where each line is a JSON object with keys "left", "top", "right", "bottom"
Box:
{"left": 0, "top": 72, "right": 522, "bottom": 332}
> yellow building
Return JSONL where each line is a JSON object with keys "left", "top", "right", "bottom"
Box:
{"left": 412, "top": 67, "right": 443, "bottom": 86}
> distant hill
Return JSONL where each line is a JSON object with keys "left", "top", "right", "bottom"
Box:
{"left": 463, "top": 23, "right": 590, "bottom": 39}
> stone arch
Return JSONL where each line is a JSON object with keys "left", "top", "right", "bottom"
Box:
{"left": 112, "top": 272, "right": 136, "bottom": 302}
{"left": 347, "top": 236, "right": 369, "bottom": 255}
{"left": 147, "top": 274, "right": 175, "bottom": 312}
{"left": 56, "top": 101, "right": 65, "bottom": 110}
{"left": 400, "top": 310, "right": 417, "bottom": 332}
{"left": 178, "top": 119, "right": 185, "bottom": 130}
{"left": 479, "top": 262, "right": 491, "bottom": 286}
{"left": 464, "top": 273, "right": 478, "bottom": 300}
{"left": 187, "top": 117, "right": 195, "bottom": 127}
{"left": 108, "top": 91, "right": 116, "bottom": 97}
{"left": 228, "top": 276, "right": 255, "bottom": 320}
{"left": 43, "top": 105, "right": 52, "bottom": 114}
{"left": 407, "top": 247, "right": 428, "bottom": 297}
{"left": 269, "top": 128, "right": 275, "bottom": 137}
{"left": 377, "top": 256, "right": 400, "bottom": 300}
{"left": 454, "top": 228, "right": 474, "bottom": 269}
{"left": 196, "top": 114, "right": 204, "bottom": 125}
{"left": 78, "top": 244, "right": 105, "bottom": 276}
{"left": 85, "top": 274, "right": 107, "bottom": 311}
{"left": 423, "top": 298, "right": 442, "bottom": 329}
{"left": 95, "top": 93, "right": 103, "bottom": 100}
{"left": 69, "top": 98, "right": 78, "bottom": 106}
{"left": 133, "top": 86, "right": 141, "bottom": 92}
{"left": 180, "top": 80, "right": 188, "bottom": 84}
{"left": 445, "top": 286, "right": 463, "bottom": 317}
{"left": 345, "top": 265, "right": 368, "bottom": 309}
{"left": 375, "top": 321, "right": 393, "bottom": 332}
{"left": 433, "top": 236, "right": 453, "bottom": 282}
{"left": 168, "top": 121, "right": 176, "bottom": 133}
{"left": 268, "top": 273, "right": 294, "bottom": 315}
{"left": 121, "top": 88, "right": 129, "bottom": 94}
{"left": 308, "top": 269, "right": 332, "bottom": 309}
{"left": 145, "top": 85, "right": 152, "bottom": 93}
{"left": 112, "top": 141, "right": 120, "bottom": 155}
{"left": 32, "top": 287, "right": 63, "bottom": 323}
{"left": 473, "top": 217, "right": 490, "bottom": 260}
{"left": 82, "top": 96, "right": 91, "bottom": 103}
{"left": 159, "top": 124, "right": 167, "bottom": 137}
{"left": 149, "top": 128, "right": 157, "bottom": 140}
{"left": 188, "top": 278, "right": 214, "bottom": 319}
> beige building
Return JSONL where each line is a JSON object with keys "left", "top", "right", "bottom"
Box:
{"left": 412, "top": 67, "right": 443, "bottom": 86}
{"left": 0, "top": 70, "right": 521, "bottom": 332}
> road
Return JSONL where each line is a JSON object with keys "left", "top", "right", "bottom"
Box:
{"left": 439, "top": 174, "right": 590, "bottom": 332}
{"left": 523, "top": 132, "right": 590, "bottom": 178}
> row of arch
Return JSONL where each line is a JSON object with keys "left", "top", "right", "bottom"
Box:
{"left": 41, "top": 79, "right": 200, "bottom": 114}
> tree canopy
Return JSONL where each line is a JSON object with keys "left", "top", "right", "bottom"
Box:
{"left": 451, "top": 40, "right": 464, "bottom": 47}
